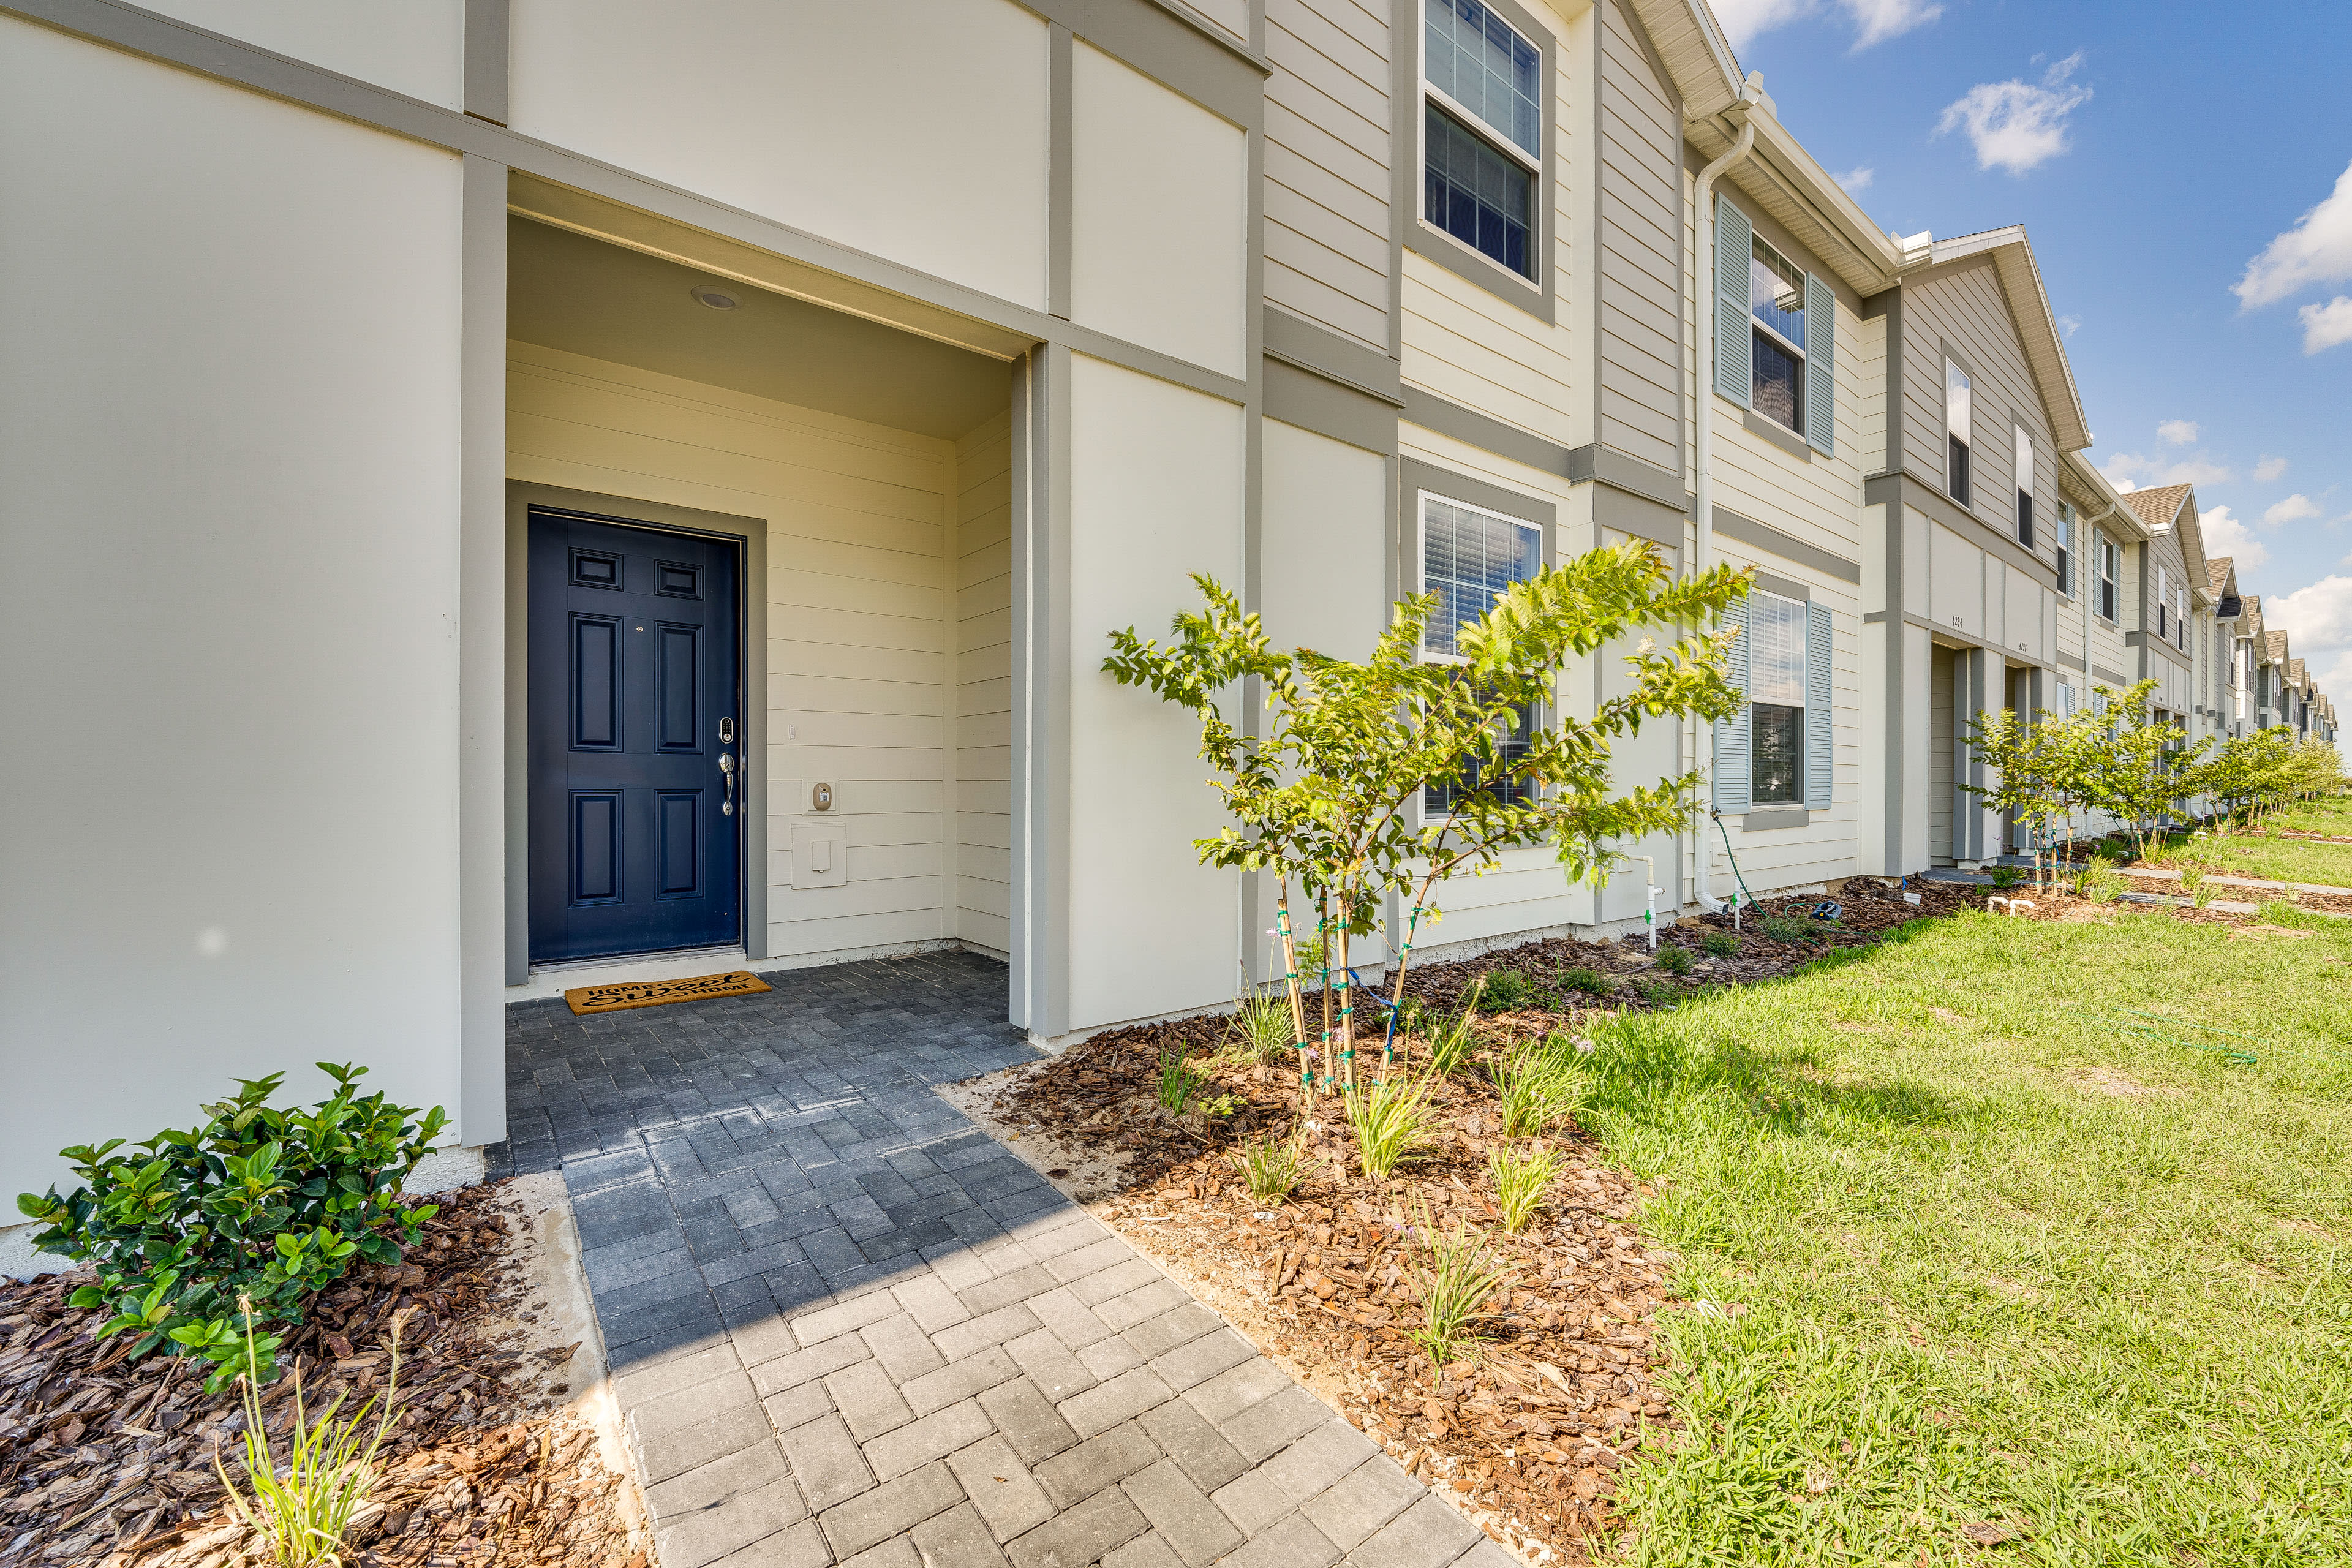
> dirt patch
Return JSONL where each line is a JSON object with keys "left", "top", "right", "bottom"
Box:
{"left": 2063, "top": 1067, "right": 2176, "bottom": 1099}
{"left": 0, "top": 1178, "right": 643, "bottom": 1568}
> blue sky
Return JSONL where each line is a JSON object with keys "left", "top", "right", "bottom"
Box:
{"left": 1714, "top": 0, "right": 2352, "bottom": 699}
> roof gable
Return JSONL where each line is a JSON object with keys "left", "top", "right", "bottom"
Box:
{"left": 1920, "top": 228, "right": 2090, "bottom": 452}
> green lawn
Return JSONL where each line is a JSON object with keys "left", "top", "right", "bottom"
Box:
{"left": 1586, "top": 906, "right": 2352, "bottom": 1566}
{"left": 2169, "top": 826, "right": 2352, "bottom": 890}
{"left": 2264, "top": 794, "right": 2352, "bottom": 839}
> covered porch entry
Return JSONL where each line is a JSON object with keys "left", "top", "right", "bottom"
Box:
{"left": 500, "top": 184, "right": 1018, "bottom": 1009}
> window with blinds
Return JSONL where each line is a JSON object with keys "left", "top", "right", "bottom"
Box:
{"left": 1421, "top": 493, "right": 1544, "bottom": 813}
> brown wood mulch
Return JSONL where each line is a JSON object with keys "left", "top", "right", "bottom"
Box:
{"left": 0, "top": 1181, "right": 635, "bottom": 1568}
{"left": 982, "top": 875, "right": 2320, "bottom": 1564}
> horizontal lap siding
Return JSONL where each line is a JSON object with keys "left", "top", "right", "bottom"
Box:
{"left": 954, "top": 412, "right": 1013, "bottom": 956}
{"left": 1264, "top": 0, "right": 1391, "bottom": 352}
{"left": 1595, "top": 0, "right": 1680, "bottom": 476}
{"left": 505, "top": 342, "right": 957, "bottom": 963}
{"left": 1900, "top": 260, "right": 2059, "bottom": 578}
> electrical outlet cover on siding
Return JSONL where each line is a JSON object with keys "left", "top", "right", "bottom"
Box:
{"left": 508, "top": 0, "right": 1051, "bottom": 312}
{"left": 1069, "top": 42, "right": 1249, "bottom": 378}
{"left": 791, "top": 821, "right": 849, "bottom": 889}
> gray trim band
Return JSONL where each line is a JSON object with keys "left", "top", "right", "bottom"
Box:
{"left": 462, "top": 0, "right": 505, "bottom": 124}
{"left": 1010, "top": 0, "right": 1270, "bottom": 121}
{"left": 1864, "top": 470, "right": 2058, "bottom": 589}
{"left": 1264, "top": 357, "right": 1398, "bottom": 454}
{"left": 2092, "top": 664, "right": 2130, "bottom": 686}
{"left": 1593, "top": 484, "right": 1685, "bottom": 550}
{"left": 9, "top": 0, "right": 1254, "bottom": 409}
{"left": 1572, "top": 445, "right": 1684, "bottom": 510}
{"left": 1741, "top": 808, "right": 1811, "bottom": 832}
{"left": 1742, "top": 406, "right": 1812, "bottom": 461}
{"left": 1751, "top": 570, "right": 1809, "bottom": 603}
{"left": 459, "top": 155, "right": 505, "bottom": 1146}
{"left": 1262, "top": 306, "right": 1403, "bottom": 404}
{"left": 2126, "top": 630, "right": 2193, "bottom": 671}
{"left": 1401, "top": 387, "right": 1569, "bottom": 475}
{"left": 1048, "top": 25, "right": 1074, "bottom": 320}
{"left": 1711, "top": 506, "right": 1863, "bottom": 584}
{"left": 2056, "top": 649, "right": 2085, "bottom": 671}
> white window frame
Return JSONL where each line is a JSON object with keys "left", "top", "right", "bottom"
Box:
{"left": 2056, "top": 502, "right": 2076, "bottom": 597}
{"left": 1944, "top": 357, "right": 1973, "bottom": 505}
{"left": 2013, "top": 421, "right": 2035, "bottom": 547}
{"left": 1419, "top": 0, "right": 1543, "bottom": 282}
{"left": 1745, "top": 589, "right": 1809, "bottom": 807}
{"left": 2095, "top": 534, "right": 2119, "bottom": 623}
{"left": 1748, "top": 235, "right": 1808, "bottom": 435}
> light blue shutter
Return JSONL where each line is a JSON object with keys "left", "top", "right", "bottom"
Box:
{"left": 1803, "top": 272, "right": 1834, "bottom": 455}
{"left": 1804, "top": 601, "right": 1833, "bottom": 811}
{"left": 1714, "top": 195, "right": 1752, "bottom": 408}
{"left": 1712, "top": 592, "right": 1752, "bottom": 813}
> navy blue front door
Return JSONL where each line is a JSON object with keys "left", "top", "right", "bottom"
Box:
{"left": 529, "top": 510, "right": 742, "bottom": 963}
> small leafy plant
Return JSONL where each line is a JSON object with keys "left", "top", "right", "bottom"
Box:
{"left": 17, "top": 1064, "right": 446, "bottom": 1392}
{"left": 1700, "top": 929, "right": 1740, "bottom": 957}
{"left": 1654, "top": 945, "right": 1694, "bottom": 976}
{"left": 216, "top": 1295, "right": 408, "bottom": 1567}
{"left": 1158, "top": 1052, "right": 1210, "bottom": 1113}
{"left": 1556, "top": 967, "right": 1614, "bottom": 997}
{"left": 1758, "top": 913, "right": 1824, "bottom": 944}
{"left": 2180, "top": 866, "right": 2215, "bottom": 909}
{"left": 1638, "top": 978, "right": 1680, "bottom": 1008}
{"left": 1488, "top": 1142, "right": 1565, "bottom": 1234}
{"left": 1227, "top": 1134, "right": 1305, "bottom": 1205}
{"left": 1490, "top": 1036, "right": 1587, "bottom": 1137}
{"left": 1475, "top": 970, "right": 1532, "bottom": 1011}
{"left": 1408, "top": 1205, "right": 1516, "bottom": 1365}
{"left": 1987, "top": 863, "right": 2024, "bottom": 889}
{"left": 1344, "top": 1072, "right": 1440, "bottom": 1178}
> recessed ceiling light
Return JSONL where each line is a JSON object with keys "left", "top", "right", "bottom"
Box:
{"left": 690, "top": 286, "right": 741, "bottom": 310}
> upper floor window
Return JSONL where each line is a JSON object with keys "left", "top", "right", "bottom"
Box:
{"left": 2013, "top": 423, "right": 2035, "bottom": 548}
{"left": 2156, "top": 564, "right": 2170, "bottom": 641}
{"left": 1423, "top": 0, "right": 1540, "bottom": 281}
{"left": 1945, "top": 359, "right": 1972, "bottom": 504}
{"left": 2175, "top": 586, "right": 2188, "bottom": 650}
{"left": 1420, "top": 491, "right": 1544, "bottom": 811}
{"left": 2056, "top": 503, "right": 2076, "bottom": 595}
{"left": 1750, "top": 237, "right": 1806, "bottom": 434}
{"left": 2095, "top": 535, "right": 2119, "bottom": 622}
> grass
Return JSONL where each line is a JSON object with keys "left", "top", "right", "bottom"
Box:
{"left": 1408, "top": 1206, "right": 1517, "bottom": 1365}
{"left": 1582, "top": 908, "right": 2352, "bottom": 1566}
{"left": 1419, "top": 993, "right": 1483, "bottom": 1077}
{"left": 1344, "top": 1071, "right": 1441, "bottom": 1178}
{"left": 1227, "top": 990, "right": 1296, "bottom": 1065}
{"left": 2262, "top": 795, "right": 2352, "bottom": 837}
{"left": 1476, "top": 970, "right": 1532, "bottom": 1011}
{"left": 1157, "top": 1052, "right": 1208, "bottom": 1112}
{"left": 1227, "top": 1134, "right": 1304, "bottom": 1205}
{"left": 2172, "top": 828, "right": 2352, "bottom": 889}
{"left": 217, "top": 1300, "right": 406, "bottom": 1567}
{"left": 1488, "top": 1142, "right": 1566, "bottom": 1234}
{"left": 1490, "top": 1034, "right": 1588, "bottom": 1137}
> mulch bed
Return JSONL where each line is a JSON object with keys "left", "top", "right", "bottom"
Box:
{"left": 0, "top": 1182, "right": 636, "bottom": 1568}
{"left": 980, "top": 875, "right": 2323, "bottom": 1564}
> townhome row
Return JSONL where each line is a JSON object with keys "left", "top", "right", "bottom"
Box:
{"left": 0, "top": 0, "right": 2336, "bottom": 1199}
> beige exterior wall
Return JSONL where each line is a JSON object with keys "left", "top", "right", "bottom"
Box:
{"left": 1595, "top": 0, "right": 1683, "bottom": 478}
{"left": 505, "top": 342, "right": 992, "bottom": 969}
{"left": 954, "top": 413, "right": 1015, "bottom": 957}
{"left": 1264, "top": 0, "right": 1394, "bottom": 352}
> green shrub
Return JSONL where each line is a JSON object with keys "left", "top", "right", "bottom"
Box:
{"left": 1700, "top": 929, "right": 1740, "bottom": 957}
{"left": 1476, "top": 970, "right": 1532, "bottom": 1011}
{"left": 1654, "top": 944, "right": 1694, "bottom": 976}
{"left": 1556, "top": 967, "right": 1613, "bottom": 997}
{"left": 1757, "top": 913, "right": 1823, "bottom": 943}
{"left": 1487, "top": 1142, "right": 1565, "bottom": 1234}
{"left": 17, "top": 1064, "right": 446, "bottom": 1392}
{"left": 1407, "top": 1205, "right": 1515, "bottom": 1365}
{"left": 1227, "top": 1134, "right": 1305, "bottom": 1205}
{"left": 1344, "top": 1072, "right": 1440, "bottom": 1178}
{"left": 1988, "top": 864, "right": 2024, "bottom": 889}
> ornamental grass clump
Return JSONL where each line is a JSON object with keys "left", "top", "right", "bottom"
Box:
{"left": 215, "top": 1297, "right": 408, "bottom": 1567}
{"left": 1408, "top": 1205, "right": 1516, "bottom": 1365}
{"left": 1157, "top": 1052, "right": 1210, "bottom": 1113}
{"left": 1490, "top": 1036, "right": 1587, "bottom": 1137}
{"left": 2079, "top": 853, "right": 2123, "bottom": 904}
{"left": 1227, "top": 1134, "right": 1305, "bottom": 1206}
{"left": 1228, "top": 991, "right": 1296, "bottom": 1065}
{"left": 1421, "top": 990, "right": 1484, "bottom": 1077}
{"left": 1344, "top": 1072, "right": 1439, "bottom": 1179}
{"left": 1487, "top": 1142, "right": 1566, "bottom": 1234}
{"left": 16, "top": 1063, "right": 447, "bottom": 1392}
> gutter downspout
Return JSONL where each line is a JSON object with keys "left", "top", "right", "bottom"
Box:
{"left": 1687, "top": 77, "right": 1762, "bottom": 916}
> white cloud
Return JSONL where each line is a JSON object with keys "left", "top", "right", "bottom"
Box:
{"left": 1936, "top": 53, "right": 2092, "bottom": 175}
{"left": 2057, "top": 314, "right": 2081, "bottom": 339}
{"left": 2234, "top": 158, "right": 2352, "bottom": 310}
{"left": 2299, "top": 296, "right": 2352, "bottom": 353}
{"left": 2256, "top": 454, "right": 2289, "bottom": 482}
{"left": 1712, "top": 0, "right": 1940, "bottom": 50}
{"left": 1835, "top": 166, "right": 1875, "bottom": 194}
{"left": 2157, "top": 419, "right": 2199, "bottom": 446}
{"left": 2100, "top": 451, "right": 2232, "bottom": 491}
{"left": 2200, "top": 505, "right": 2269, "bottom": 570}
{"left": 2269, "top": 576, "right": 2352, "bottom": 695}
{"left": 2264, "top": 494, "right": 2323, "bottom": 526}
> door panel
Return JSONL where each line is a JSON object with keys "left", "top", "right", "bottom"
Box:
{"left": 530, "top": 510, "right": 741, "bottom": 962}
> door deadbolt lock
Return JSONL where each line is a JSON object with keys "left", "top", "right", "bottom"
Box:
{"left": 718, "top": 717, "right": 735, "bottom": 744}
{"left": 810, "top": 780, "right": 834, "bottom": 812}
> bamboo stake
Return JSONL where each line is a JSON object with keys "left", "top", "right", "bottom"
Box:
{"left": 1275, "top": 889, "right": 1310, "bottom": 1112}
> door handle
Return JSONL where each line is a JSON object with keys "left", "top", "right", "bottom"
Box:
{"left": 719, "top": 750, "right": 736, "bottom": 816}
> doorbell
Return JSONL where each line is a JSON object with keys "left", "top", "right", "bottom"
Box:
{"left": 810, "top": 780, "right": 835, "bottom": 812}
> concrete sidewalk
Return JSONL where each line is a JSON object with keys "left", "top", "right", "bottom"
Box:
{"left": 496, "top": 951, "right": 1511, "bottom": 1568}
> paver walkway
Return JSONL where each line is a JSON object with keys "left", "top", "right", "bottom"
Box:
{"left": 497, "top": 951, "right": 1508, "bottom": 1568}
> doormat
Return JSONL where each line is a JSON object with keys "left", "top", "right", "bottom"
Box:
{"left": 563, "top": 970, "right": 772, "bottom": 1016}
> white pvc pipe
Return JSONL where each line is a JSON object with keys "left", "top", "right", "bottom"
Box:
{"left": 1687, "top": 88, "right": 1759, "bottom": 916}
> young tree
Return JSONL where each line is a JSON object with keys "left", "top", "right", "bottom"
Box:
{"left": 1961, "top": 704, "right": 2100, "bottom": 891}
{"left": 2079, "top": 680, "right": 2207, "bottom": 860}
{"left": 2191, "top": 726, "right": 2293, "bottom": 833}
{"left": 1104, "top": 542, "right": 1751, "bottom": 1097}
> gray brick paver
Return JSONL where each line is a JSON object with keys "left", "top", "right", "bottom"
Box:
{"left": 509, "top": 954, "right": 1472, "bottom": 1568}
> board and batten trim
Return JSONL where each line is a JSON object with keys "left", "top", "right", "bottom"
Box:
{"left": 1264, "top": 306, "right": 1404, "bottom": 404}
{"left": 1264, "top": 356, "right": 1398, "bottom": 453}
{"left": 461, "top": 153, "right": 506, "bottom": 1145}
{"left": 1709, "top": 505, "right": 1861, "bottom": 584}
{"left": 4, "top": 0, "right": 1254, "bottom": 409}
{"left": 462, "top": 0, "right": 505, "bottom": 124}
{"left": 502, "top": 483, "right": 771, "bottom": 986}
{"left": 1392, "top": 0, "right": 1558, "bottom": 322}
{"left": 1864, "top": 471, "right": 2055, "bottom": 589}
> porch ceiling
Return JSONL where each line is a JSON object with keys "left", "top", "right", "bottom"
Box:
{"left": 508, "top": 216, "right": 1011, "bottom": 440}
